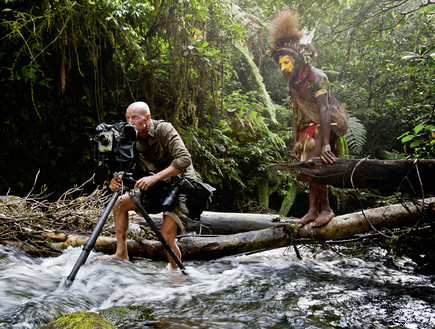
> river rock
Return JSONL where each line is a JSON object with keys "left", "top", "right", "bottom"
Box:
{"left": 40, "top": 311, "right": 115, "bottom": 329}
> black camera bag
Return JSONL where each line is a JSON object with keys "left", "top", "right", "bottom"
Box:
{"left": 186, "top": 182, "right": 215, "bottom": 220}
{"left": 137, "top": 178, "right": 175, "bottom": 214}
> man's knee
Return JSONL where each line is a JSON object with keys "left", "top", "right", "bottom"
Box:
{"left": 112, "top": 193, "right": 134, "bottom": 215}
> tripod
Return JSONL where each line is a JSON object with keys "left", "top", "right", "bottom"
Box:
{"left": 66, "top": 187, "right": 186, "bottom": 285}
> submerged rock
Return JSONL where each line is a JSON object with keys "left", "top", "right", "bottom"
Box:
{"left": 99, "top": 306, "right": 156, "bottom": 327}
{"left": 40, "top": 311, "right": 115, "bottom": 329}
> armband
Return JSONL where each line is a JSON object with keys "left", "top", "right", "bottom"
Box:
{"left": 314, "top": 89, "right": 328, "bottom": 98}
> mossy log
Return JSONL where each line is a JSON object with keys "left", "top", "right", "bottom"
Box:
{"left": 32, "top": 197, "right": 434, "bottom": 261}
{"left": 269, "top": 158, "right": 435, "bottom": 193}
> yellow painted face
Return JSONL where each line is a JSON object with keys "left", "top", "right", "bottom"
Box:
{"left": 279, "top": 55, "right": 294, "bottom": 73}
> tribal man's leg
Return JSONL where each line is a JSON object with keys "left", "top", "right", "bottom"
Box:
{"left": 298, "top": 182, "right": 319, "bottom": 227}
{"left": 161, "top": 215, "right": 182, "bottom": 269}
{"left": 311, "top": 184, "right": 334, "bottom": 227}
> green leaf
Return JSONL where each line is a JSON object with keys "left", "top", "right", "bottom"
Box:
{"left": 410, "top": 139, "right": 424, "bottom": 148}
{"left": 401, "top": 135, "right": 414, "bottom": 143}
{"left": 248, "top": 111, "right": 257, "bottom": 121}
{"left": 413, "top": 124, "right": 425, "bottom": 133}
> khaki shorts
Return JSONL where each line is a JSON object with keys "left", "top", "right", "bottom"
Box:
{"left": 163, "top": 193, "right": 189, "bottom": 233}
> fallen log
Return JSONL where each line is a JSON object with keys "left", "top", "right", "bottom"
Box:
{"left": 35, "top": 197, "right": 433, "bottom": 261}
{"left": 138, "top": 211, "right": 285, "bottom": 235}
{"left": 269, "top": 158, "right": 435, "bottom": 193}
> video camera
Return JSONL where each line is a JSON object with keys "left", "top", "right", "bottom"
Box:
{"left": 91, "top": 122, "right": 138, "bottom": 188}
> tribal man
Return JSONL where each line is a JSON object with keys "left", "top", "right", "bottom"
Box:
{"left": 269, "top": 10, "right": 348, "bottom": 227}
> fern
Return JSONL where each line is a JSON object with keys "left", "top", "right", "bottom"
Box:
{"left": 344, "top": 116, "right": 367, "bottom": 155}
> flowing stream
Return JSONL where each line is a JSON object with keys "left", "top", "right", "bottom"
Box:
{"left": 0, "top": 244, "right": 434, "bottom": 328}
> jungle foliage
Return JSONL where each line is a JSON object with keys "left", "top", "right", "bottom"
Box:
{"left": 1, "top": 0, "right": 433, "bottom": 215}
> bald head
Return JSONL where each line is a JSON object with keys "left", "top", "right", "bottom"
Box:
{"left": 126, "top": 101, "right": 151, "bottom": 138}
{"left": 127, "top": 101, "right": 150, "bottom": 116}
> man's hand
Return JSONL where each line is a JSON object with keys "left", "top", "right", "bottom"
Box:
{"left": 293, "top": 143, "right": 301, "bottom": 160}
{"left": 109, "top": 175, "right": 122, "bottom": 191}
{"left": 133, "top": 166, "right": 181, "bottom": 191}
{"left": 320, "top": 144, "right": 335, "bottom": 164}
{"left": 135, "top": 175, "right": 158, "bottom": 191}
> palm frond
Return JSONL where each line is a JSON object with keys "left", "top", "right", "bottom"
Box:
{"left": 344, "top": 116, "right": 367, "bottom": 155}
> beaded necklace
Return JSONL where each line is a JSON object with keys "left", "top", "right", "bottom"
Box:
{"left": 291, "top": 64, "right": 311, "bottom": 89}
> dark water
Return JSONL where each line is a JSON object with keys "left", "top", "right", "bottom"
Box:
{"left": 0, "top": 244, "right": 434, "bottom": 328}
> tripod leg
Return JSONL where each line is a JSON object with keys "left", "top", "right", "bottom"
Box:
{"left": 130, "top": 192, "right": 187, "bottom": 275}
{"left": 66, "top": 190, "right": 120, "bottom": 284}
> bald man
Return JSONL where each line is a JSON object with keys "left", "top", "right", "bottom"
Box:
{"left": 108, "top": 101, "right": 196, "bottom": 269}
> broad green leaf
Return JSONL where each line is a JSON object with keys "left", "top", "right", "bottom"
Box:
{"left": 401, "top": 135, "right": 414, "bottom": 143}
{"left": 410, "top": 139, "right": 424, "bottom": 148}
{"left": 413, "top": 124, "right": 425, "bottom": 133}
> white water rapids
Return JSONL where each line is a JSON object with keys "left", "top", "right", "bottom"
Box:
{"left": 0, "top": 244, "right": 434, "bottom": 328}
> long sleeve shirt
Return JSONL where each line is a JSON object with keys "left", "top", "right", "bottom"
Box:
{"left": 135, "top": 119, "right": 196, "bottom": 181}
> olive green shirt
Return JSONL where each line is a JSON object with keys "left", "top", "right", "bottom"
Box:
{"left": 135, "top": 119, "right": 196, "bottom": 181}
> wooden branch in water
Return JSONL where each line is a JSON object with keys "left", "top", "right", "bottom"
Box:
{"left": 269, "top": 158, "right": 435, "bottom": 193}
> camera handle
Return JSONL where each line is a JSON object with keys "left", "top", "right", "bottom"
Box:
{"left": 130, "top": 191, "right": 187, "bottom": 275}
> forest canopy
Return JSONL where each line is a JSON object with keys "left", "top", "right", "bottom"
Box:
{"left": 0, "top": 0, "right": 434, "bottom": 215}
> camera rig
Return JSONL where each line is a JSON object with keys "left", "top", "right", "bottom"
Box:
{"left": 91, "top": 122, "right": 138, "bottom": 188}
{"left": 90, "top": 122, "right": 192, "bottom": 212}
{"left": 64, "top": 121, "right": 188, "bottom": 282}
{"left": 90, "top": 121, "right": 214, "bottom": 216}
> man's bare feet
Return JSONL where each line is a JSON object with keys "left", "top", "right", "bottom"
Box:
{"left": 97, "top": 253, "right": 129, "bottom": 261}
{"left": 311, "top": 210, "right": 334, "bottom": 227}
{"left": 297, "top": 211, "right": 319, "bottom": 227}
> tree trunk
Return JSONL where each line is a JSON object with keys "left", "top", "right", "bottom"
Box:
{"left": 269, "top": 158, "right": 435, "bottom": 193}
{"left": 33, "top": 197, "right": 434, "bottom": 261}
{"left": 140, "top": 211, "right": 285, "bottom": 235}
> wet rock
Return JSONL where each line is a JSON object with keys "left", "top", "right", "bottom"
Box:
{"left": 40, "top": 311, "right": 115, "bottom": 329}
{"left": 99, "top": 306, "right": 157, "bottom": 327}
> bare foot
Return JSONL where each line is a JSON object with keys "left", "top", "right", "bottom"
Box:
{"left": 311, "top": 210, "right": 334, "bottom": 227}
{"left": 97, "top": 254, "right": 129, "bottom": 261}
{"left": 297, "top": 211, "right": 319, "bottom": 227}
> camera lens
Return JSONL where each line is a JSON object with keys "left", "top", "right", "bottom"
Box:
{"left": 162, "top": 186, "right": 180, "bottom": 211}
{"left": 100, "top": 136, "right": 110, "bottom": 146}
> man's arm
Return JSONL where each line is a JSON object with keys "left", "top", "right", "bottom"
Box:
{"left": 292, "top": 105, "right": 301, "bottom": 160}
{"left": 315, "top": 92, "right": 335, "bottom": 164}
{"left": 134, "top": 165, "right": 181, "bottom": 191}
{"left": 158, "top": 122, "right": 192, "bottom": 172}
{"left": 135, "top": 122, "right": 191, "bottom": 190}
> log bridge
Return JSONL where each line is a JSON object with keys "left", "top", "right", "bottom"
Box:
{"left": 269, "top": 157, "right": 435, "bottom": 194}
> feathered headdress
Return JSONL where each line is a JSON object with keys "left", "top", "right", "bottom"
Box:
{"left": 268, "top": 10, "right": 317, "bottom": 63}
